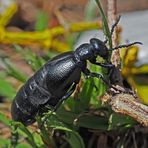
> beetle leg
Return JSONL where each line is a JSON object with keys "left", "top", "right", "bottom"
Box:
{"left": 104, "top": 15, "right": 121, "bottom": 44}
{"left": 40, "top": 83, "right": 77, "bottom": 127}
{"left": 83, "top": 68, "right": 110, "bottom": 86}
{"left": 89, "top": 72, "right": 110, "bottom": 86}
{"left": 90, "top": 60, "right": 114, "bottom": 69}
{"left": 53, "top": 83, "right": 77, "bottom": 111}
{"left": 110, "top": 15, "right": 121, "bottom": 37}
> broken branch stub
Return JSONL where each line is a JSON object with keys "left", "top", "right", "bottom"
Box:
{"left": 110, "top": 93, "right": 148, "bottom": 126}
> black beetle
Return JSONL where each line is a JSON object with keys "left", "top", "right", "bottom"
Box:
{"left": 11, "top": 38, "right": 108, "bottom": 125}
{"left": 11, "top": 37, "right": 141, "bottom": 126}
{"left": 11, "top": 15, "right": 142, "bottom": 125}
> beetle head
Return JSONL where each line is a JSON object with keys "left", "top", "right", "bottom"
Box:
{"left": 90, "top": 38, "right": 109, "bottom": 59}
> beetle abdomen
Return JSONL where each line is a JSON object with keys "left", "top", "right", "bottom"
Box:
{"left": 11, "top": 69, "right": 52, "bottom": 125}
{"left": 11, "top": 98, "right": 36, "bottom": 126}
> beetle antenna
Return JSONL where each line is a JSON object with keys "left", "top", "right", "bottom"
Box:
{"left": 110, "top": 15, "right": 121, "bottom": 36}
{"left": 110, "top": 41, "right": 142, "bottom": 50}
{"left": 104, "top": 15, "right": 121, "bottom": 44}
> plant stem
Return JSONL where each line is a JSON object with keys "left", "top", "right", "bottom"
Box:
{"left": 107, "top": 0, "right": 121, "bottom": 68}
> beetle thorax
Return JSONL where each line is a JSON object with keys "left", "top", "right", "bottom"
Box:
{"left": 74, "top": 43, "right": 95, "bottom": 61}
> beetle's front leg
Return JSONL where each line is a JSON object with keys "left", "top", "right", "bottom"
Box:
{"left": 82, "top": 68, "right": 110, "bottom": 86}
{"left": 90, "top": 59, "right": 114, "bottom": 69}
{"left": 53, "top": 83, "right": 77, "bottom": 111}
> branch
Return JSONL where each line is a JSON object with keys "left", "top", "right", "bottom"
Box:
{"left": 107, "top": 0, "right": 121, "bottom": 68}
{"left": 110, "top": 93, "right": 148, "bottom": 126}
{"left": 102, "top": 86, "right": 148, "bottom": 126}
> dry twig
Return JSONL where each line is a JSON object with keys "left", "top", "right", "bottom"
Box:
{"left": 107, "top": 0, "right": 121, "bottom": 68}
{"left": 110, "top": 93, "right": 148, "bottom": 126}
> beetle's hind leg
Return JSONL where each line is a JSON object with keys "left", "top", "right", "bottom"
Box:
{"left": 53, "top": 83, "right": 77, "bottom": 111}
{"left": 90, "top": 59, "right": 114, "bottom": 69}
{"left": 40, "top": 83, "right": 77, "bottom": 128}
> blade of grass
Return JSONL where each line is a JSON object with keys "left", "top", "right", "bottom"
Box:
{"left": 0, "top": 112, "right": 11, "bottom": 126}
{"left": 0, "top": 77, "right": 16, "bottom": 99}
{"left": 15, "top": 143, "right": 32, "bottom": 148}
{"left": 68, "top": 78, "right": 95, "bottom": 113}
{"left": 12, "top": 122, "right": 38, "bottom": 148}
{"left": 45, "top": 114, "right": 85, "bottom": 148}
{"left": 57, "top": 109, "right": 108, "bottom": 130}
{"left": 1, "top": 58, "right": 28, "bottom": 82}
{"left": 35, "top": 11, "right": 48, "bottom": 31}
{"left": 0, "top": 137, "right": 10, "bottom": 147}
{"left": 33, "top": 132, "right": 47, "bottom": 148}
{"left": 108, "top": 113, "right": 137, "bottom": 130}
{"left": 36, "top": 115, "right": 56, "bottom": 147}
{"left": 95, "top": 0, "right": 112, "bottom": 48}
{"left": 14, "top": 44, "right": 46, "bottom": 71}
{"left": 85, "top": 0, "right": 97, "bottom": 21}
{"left": 64, "top": 131, "right": 85, "bottom": 148}
{"left": 38, "top": 111, "right": 85, "bottom": 148}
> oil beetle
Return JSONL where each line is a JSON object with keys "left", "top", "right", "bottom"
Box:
{"left": 11, "top": 18, "right": 142, "bottom": 126}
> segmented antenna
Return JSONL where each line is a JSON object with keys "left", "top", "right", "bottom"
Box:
{"left": 110, "top": 15, "right": 121, "bottom": 36}
{"left": 112, "top": 41, "right": 143, "bottom": 50}
{"left": 104, "top": 15, "right": 121, "bottom": 44}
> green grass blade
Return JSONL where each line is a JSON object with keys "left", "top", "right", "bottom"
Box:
{"left": 12, "top": 122, "right": 38, "bottom": 148}
{"left": 95, "top": 0, "right": 112, "bottom": 48}
{"left": 0, "top": 137, "right": 10, "bottom": 147}
{"left": 14, "top": 44, "right": 46, "bottom": 71}
{"left": 64, "top": 131, "right": 85, "bottom": 148}
{"left": 0, "top": 77, "right": 16, "bottom": 99}
{"left": 47, "top": 117, "right": 85, "bottom": 148}
{"left": 108, "top": 113, "right": 137, "bottom": 130}
{"left": 33, "top": 132, "right": 46, "bottom": 148}
{"left": 0, "top": 112, "right": 11, "bottom": 126}
{"left": 16, "top": 143, "right": 32, "bottom": 148}
{"left": 35, "top": 11, "right": 48, "bottom": 31}
{"left": 69, "top": 78, "right": 95, "bottom": 113}
{"left": 39, "top": 111, "right": 85, "bottom": 148}
{"left": 36, "top": 114, "right": 56, "bottom": 147}
{"left": 1, "top": 58, "right": 28, "bottom": 82}
{"left": 57, "top": 109, "right": 108, "bottom": 130}
{"left": 85, "top": 0, "right": 97, "bottom": 21}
